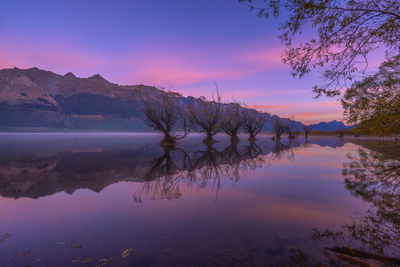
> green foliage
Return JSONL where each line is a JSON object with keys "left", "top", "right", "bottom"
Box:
{"left": 342, "top": 55, "right": 400, "bottom": 136}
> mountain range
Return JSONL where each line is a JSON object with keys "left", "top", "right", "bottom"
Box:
{"left": 0, "top": 67, "right": 352, "bottom": 132}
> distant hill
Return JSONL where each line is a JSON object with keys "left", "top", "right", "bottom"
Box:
{"left": 309, "top": 120, "right": 354, "bottom": 132}
{"left": 0, "top": 67, "right": 349, "bottom": 132}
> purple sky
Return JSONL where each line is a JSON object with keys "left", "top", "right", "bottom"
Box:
{"left": 0, "top": 0, "right": 345, "bottom": 124}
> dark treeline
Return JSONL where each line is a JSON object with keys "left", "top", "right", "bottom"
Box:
{"left": 141, "top": 89, "right": 302, "bottom": 146}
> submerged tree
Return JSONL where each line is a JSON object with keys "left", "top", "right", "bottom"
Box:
{"left": 301, "top": 125, "right": 311, "bottom": 139}
{"left": 285, "top": 118, "right": 299, "bottom": 139}
{"left": 242, "top": 108, "right": 266, "bottom": 141}
{"left": 142, "top": 92, "right": 192, "bottom": 146}
{"left": 220, "top": 103, "right": 246, "bottom": 143}
{"left": 188, "top": 89, "right": 223, "bottom": 144}
{"left": 271, "top": 117, "right": 287, "bottom": 140}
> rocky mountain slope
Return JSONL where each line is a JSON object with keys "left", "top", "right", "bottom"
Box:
{"left": 0, "top": 67, "right": 349, "bottom": 132}
{"left": 0, "top": 67, "right": 158, "bottom": 130}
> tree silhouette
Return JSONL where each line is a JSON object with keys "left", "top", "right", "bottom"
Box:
{"left": 239, "top": 0, "right": 400, "bottom": 97}
{"left": 188, "top": 88, "right": 223, "bottom": 144}
{"left": 342, "top": 55, "right": 400, "bottom": 136}
{"left": 271, "top": 117, "right": 287, "bottom": 140}
{"left": 240, "top": 0, "right": 400, "bottom": 134}
{"left": 242, "top": 108, "right": 266, "bottom": 141}
{"left": 141, "top": 92, "right": 192, "bottom": 146}
{"left": 301, "top": 125, "right": 311, "bottom": 139}
{"left": 221, "top": 103, "right": 246, "bottom": 143}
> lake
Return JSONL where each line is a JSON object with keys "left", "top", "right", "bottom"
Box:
{"left": 0, "top": 133, "right": 398, "bottom": 266}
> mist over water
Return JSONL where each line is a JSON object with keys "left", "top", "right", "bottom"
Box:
{"left": 0, "top": 133, "right": 398, "bottom": 266}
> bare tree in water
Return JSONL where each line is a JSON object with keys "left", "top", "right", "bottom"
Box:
{"left": 221, "top": 103, "right": 246, "bottom": 143}
{"left": 271, "top": 117, "right": 286, "bottom": 140}
{"left": 142, "top": 92, "right": 192, "bottom": 146}
{"left": 242, "top": 108, "right": 266, "bottom": 142}
{"left": 188, "top": 87, "right": 223, "bottom": 144}
{"left": 286, "top": 118, "right": 299, "bottom": 139}
{"left": 301, "top": 125, "right": 311, "bottom": 139}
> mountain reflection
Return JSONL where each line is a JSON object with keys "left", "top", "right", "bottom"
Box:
{"left": 1, "top": 134, "right": 399, "bottom": 265}
{"left": 0, "top": 135, "right": 347, "bottom": 200}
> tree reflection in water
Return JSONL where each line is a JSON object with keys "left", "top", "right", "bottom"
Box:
{"left": 133, "top": 147, "right": 189, "bottom": 202}
{"left": 4, "top": 136, "right": 398, "bottom": 265}
{"left": 270, "top": 138, "right": 298, "bottom": 161}
{"left": 309, "top": 141, "right": 400, "bottom": 266}
{"left": 133, "top": 141, "right": 267, "bottom": 202}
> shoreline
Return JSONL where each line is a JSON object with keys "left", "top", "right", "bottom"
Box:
{"left": 0, "top": 129, "right": 398, "bottom": 141}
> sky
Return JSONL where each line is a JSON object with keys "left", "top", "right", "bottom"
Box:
{"left": 0, "top": 0, "right": 345, "bottom": 124}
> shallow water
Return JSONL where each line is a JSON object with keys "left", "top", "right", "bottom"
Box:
{"left": 0, "top": 133, "right": 398, "bottom": 266}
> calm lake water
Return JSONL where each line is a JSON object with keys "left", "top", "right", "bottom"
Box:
{"left": 0, "top": 133, "right": 398, "bottom": 266}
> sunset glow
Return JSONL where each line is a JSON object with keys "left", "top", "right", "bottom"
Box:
{"left": 0, "top": 0, "right": 346, "bottom": 124}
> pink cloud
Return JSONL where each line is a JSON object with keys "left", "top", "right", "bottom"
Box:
{"left": 0, "top": 39, "right": 104, "bottom": 76}
{"left": 0, "top": 36, "right": 286, "bottom": 90}
{"left": 249, "top": 100, "right": 344, "bottom": 124}
{"left": 172, "top": 88, "right": 306, "bottom": 101}
{"left": 0, "top": 36, "right": 289, "bottom": 88}
{"left": 227, "top": 88, "right": 310, "bottom": 100}
{"left": 294, "top": 111, "right": 344, "bottom": 124}
{"left": 121, "top": 42, "right": 289, "bottom": 87}
{"left": 0, "top": 36, "right": 345, "bottom": 123}
{"left": 129, "top": 64, "right": 247, "bottom": 86}
{"left": 249, "top": 103, "right": 296, "bottom": 111}
{"left": 233, "top": 47, "right": 287, "bottom": 70}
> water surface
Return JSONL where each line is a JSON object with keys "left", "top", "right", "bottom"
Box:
{"left": 0, "top": 133, "right": 398, "bottom": 266}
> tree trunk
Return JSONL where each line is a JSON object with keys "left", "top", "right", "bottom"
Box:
{"left": 230, "top": 135, "right": 240, "bottom": 143}
{"left": 248, "top": 132, "right": 256, "bottom": 142}
{"left": 161, "top": 133, "right": 177, "bottom": 147}
{"left": 203, "top": 132, "right": 217, "bottom": 144}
